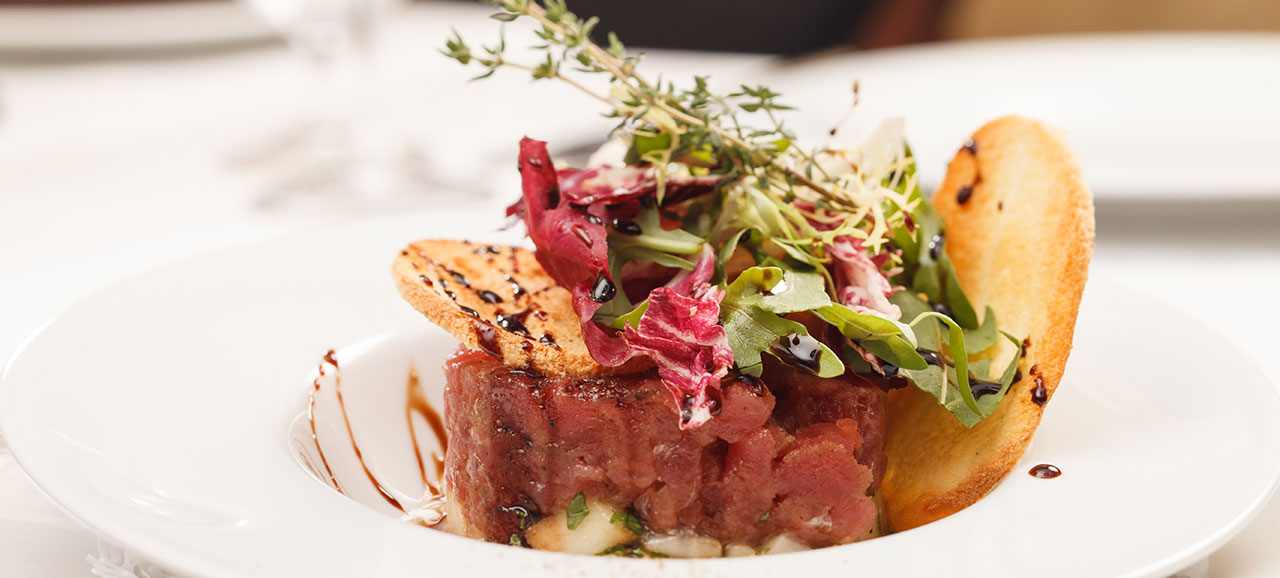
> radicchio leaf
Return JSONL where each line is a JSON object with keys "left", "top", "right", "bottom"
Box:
{"left": 559, "top": 166, "right": 724, "bottom": 207}
{"left": 622, "top": 285, "right": 733, "bottom": 429}
{"left": 829, "top": 237, "right": 901, "bottom": 321}
{"left": 516, "top": 138, "right": 610, "bottom": 289}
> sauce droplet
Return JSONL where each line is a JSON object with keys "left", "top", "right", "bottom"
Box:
{"left": 610, "top": 219, "right": 643, "bottom": 235}
{"left": 1029, "top": 464, "right": 1061, "bottom": 479}
{"left": 956, "top": 185, "right": 973, "bottom": 205}
{"left": 496, "top": 311, "right": 531, "bottom": 336}
{"left": 1031, "top": 382, "right": 1048, "bottom": 406}
{"left": 771, "top": 333, "right": 823, "bottom": 373}
{"left": 589, "top": 274, "right": 616, "bottom": 303}
{"left": 477, "top": 290, "right": 503, "bottom": 304}
{"left": 473, "top": 319, "right": 501, "bottom": 359}
{"left": 928, "top": 233, "right": 945, "bottom": 261}
{"left": 970, "top": 379, "right": 1002, "bottom": 399}
{"left": 918, "top": 350, "right": 944, "bottom": 367}
{"left": 963, "top": 139, "right": 978, "bottom": 155}
{"left": 1029, "top": 365, "right": 1047, "bottom": 406}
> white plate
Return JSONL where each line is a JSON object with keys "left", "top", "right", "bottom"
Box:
{"left": 2, "top": 211, "right": 1279, "bottom": 578}
{"left": 767, "top": 34, "right": 1280, "bottom": 200}
{"left": 0, "top": 1, "right": 272, "bottom": 53}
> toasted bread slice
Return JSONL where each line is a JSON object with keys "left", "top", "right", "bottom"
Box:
{"left": 393, "top": 239, "right": 650, "bottom": 376}
{"left": 881, "top": 116, "right": 1095, "bottom": 531}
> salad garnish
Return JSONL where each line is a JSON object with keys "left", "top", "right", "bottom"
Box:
{"left": 444, "top": 0, "right": 1021, "bottom": 429}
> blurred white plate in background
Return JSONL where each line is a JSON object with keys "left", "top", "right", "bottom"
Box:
{"left": 769, "top": 34, "right": 1280, "bottom": 200}
{"left": 0, "top": 1, "right": 273, "bottom": 53}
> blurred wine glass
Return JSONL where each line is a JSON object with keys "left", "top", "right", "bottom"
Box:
{"left": 233, "top": 0, "right": 429, "bottom": 210}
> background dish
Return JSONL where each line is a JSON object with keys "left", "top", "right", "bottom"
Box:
{"left": 1, "top": 211, "right": 1277, "bottom": 577}
{"left": 0, "top": 1, "right": 272, "bottom": 53}
{"left": 767, "top": 34, "right": 1280, "bottom": 201}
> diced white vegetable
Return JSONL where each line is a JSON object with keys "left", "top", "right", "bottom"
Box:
{"left": 642, "top": 530, "right": 723, "bottom": 558}
{"left": 723, "top": 543, "right": 759, "bottom": 557}
{"left": 524, "top": 500, "right": 632, "bottom": 555}
{"left": 760, "top": 533, "right": 809, "bottom": 554}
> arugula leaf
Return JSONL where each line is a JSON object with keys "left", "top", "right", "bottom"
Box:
{"left": 724, "top": 266, "right": 830, "bottom": 313}
{"left": 608, "top": 206, "right": 705, "bottom": 255}
{"left": 713, "top": 227, "right": 756, "bottom": 284}
{"left": 892, "top": 196, "right": 980, "bottom": 329}
{"left": 898, "top": 312, "right": 1025, "bottom": 427}
{"left": 721, "top": 298, "right": 842, "bottom": 378}
{"left": 607, "top": 299, "right": 648, "bottom": 330}
{"left": 859, "top": 336, "right": 928, "bottom": 371}
{"left": 566, "top": 491, "right": 588, "bottom": 530}
{"left": 963, "top": 306, "right": 1000, "bottom": 355}
{"left": 940, "top": 257, "right": 979, "bottom": 329}
{"left": 890, "top": 291, "right": 940, "bottom": 350}
{"left": 812, "top": 303, "right": 904, "bottom": 340}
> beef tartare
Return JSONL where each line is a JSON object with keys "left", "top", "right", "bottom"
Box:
{"left": 442, "top": 349, "right": 887, "bottom": 553}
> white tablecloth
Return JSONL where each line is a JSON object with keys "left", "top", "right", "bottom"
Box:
{"left": 1, "top": 3, "right": 1277, "bottom": 576}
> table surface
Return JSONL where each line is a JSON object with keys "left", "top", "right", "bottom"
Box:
{"left": 1, "top": 4, "right": 1278, "bottom": 576}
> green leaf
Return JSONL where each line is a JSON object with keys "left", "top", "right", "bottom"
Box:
{"left": 812, "top": 303, "right": 903, "bottom": 340}
{"left": 901, "top": 364, "right": 984, "bottom": 427}
{"left": 606, "top": 31, "right": 625, "bottom": 58}
{"left": 721, "top": 298, "right": 842, "bottom": 378}
{"left": 859, "top": 336, "right": 928, "bottom": 371}
{"left": 489, "top": 12, "right": 519, "bottom": 22}
{"left": 609, "top": 206, "right": 705, "bottom": 255}
{"left": 607, "top": 299, "right": 648, "bottom": 330}
{"left": 838, "top": 344, "right": 875, "bottom": 373}
{"left": 963, "top": 307, "right": 999, "bottom": 355}
{"left": 610, "top": 510, "right": 645, "bottom": 535}
{"left": 566, "top": 491, "right": 588, "bottom": 530}
{"left": 631, "top": 131, "right": 672, "bottom": 158}
{"left": 724, "top": 266, "right": 830, "bottom": 314}
{"left": 904, "top": 311, "right": 981, "bottom": 417}
{"left": 941, "top": 258, "right": 980, "bottom": 329}
{"left": 713, "top": 228, "right": 755, "bottom": 285}
{"left": 889, "top": 290, "right": 936, "bottom": 343}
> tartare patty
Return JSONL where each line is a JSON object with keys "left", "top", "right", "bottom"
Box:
{"left": 442, "top": 348, "right": 886, "bottom": 549}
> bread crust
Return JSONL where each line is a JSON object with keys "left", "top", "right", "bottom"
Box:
{"left": 393, "top": 239, "right": 652, "bottom": 376}
{"left": 881, "top": 116, "right": 1095, "bottom": 531}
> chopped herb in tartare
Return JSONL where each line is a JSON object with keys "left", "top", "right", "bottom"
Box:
{"left": 444, "top": 0, "right": 1022, "bottom": 429}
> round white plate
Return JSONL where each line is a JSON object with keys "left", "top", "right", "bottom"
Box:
{"left": 2, "top": 211, "right": 1278, "bottom": 578}
{"left": 767, "top": 34, "right": 1280, "bottom": 200}
{"left": 0, "top": 1, "right": 272, "bottom": 53}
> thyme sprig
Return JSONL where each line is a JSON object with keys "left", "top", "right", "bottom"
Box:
{"left": 442, "top": 0, "right": 848, "bottom": 206}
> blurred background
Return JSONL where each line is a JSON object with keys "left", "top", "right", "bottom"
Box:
{"left": 0, "top": 0, "right": 1278, "bottom": 576}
